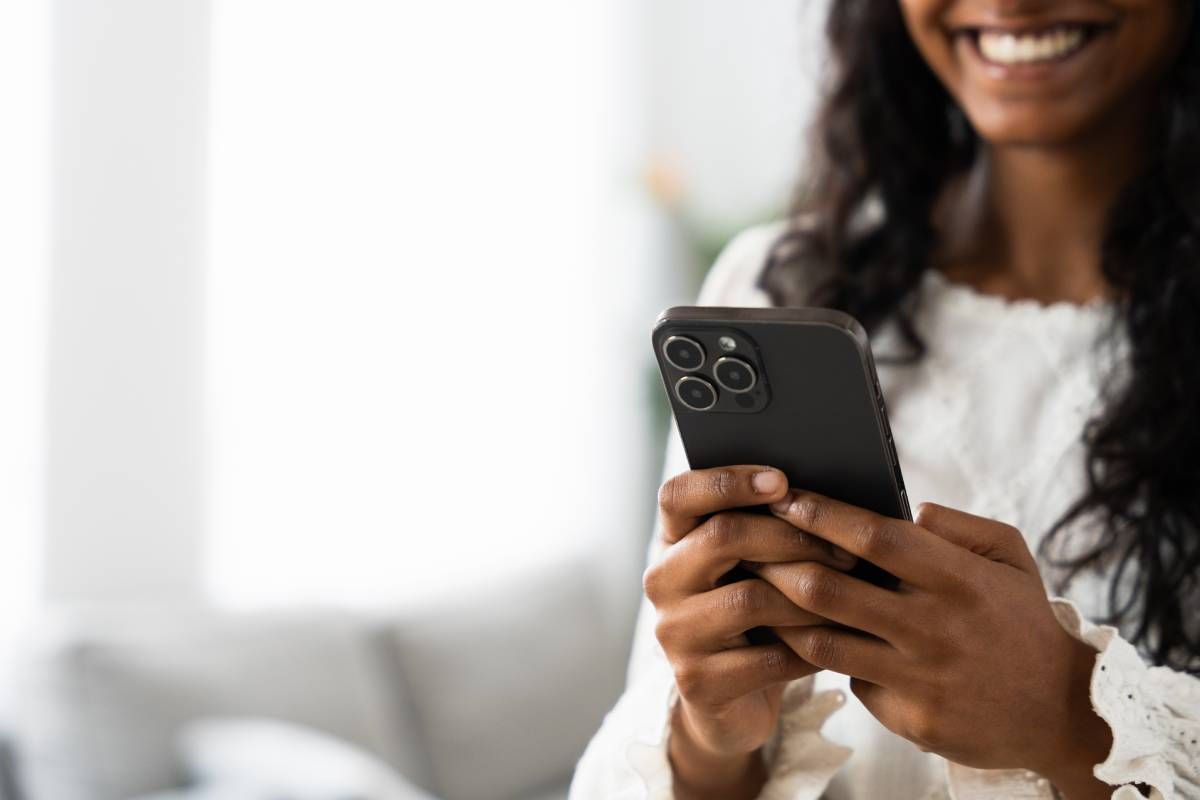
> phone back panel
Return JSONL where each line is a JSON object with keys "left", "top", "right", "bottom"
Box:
{"left": 652, "top": 306, "right": 909, "bottom": 523}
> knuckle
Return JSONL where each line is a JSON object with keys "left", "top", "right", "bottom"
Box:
{"left": 788, "top": 492, "right": 824, "bottom": 530}
{"left": 791, "top": 563, "right": 840, "bottom": 609}
{"left": 653, "top": 612, "right": 681, "bottom": 649}
{"left": 706, "top": 468, "right": 740, "bottom": 501}
{"left": 998, "top": 522, "right": 1024, "bottom": 547}
{"left": 912, "top": 502, "right": 938, "bottom": 528}
{"left": 719, "top": 581, "right": 767, "bottom": 616}
{"left": 785, "top": 526, "right": 821, "bottom": 554}
{"left": 760, "top": 645, "right": 791, "bottom": 679}
{"left": 798, "top": 627, "right": 841, "bottom": 669}
{"left": 642, "top": 563, "right": 667, "bottom": 604}
{"left": 673, "top": 660, "right": 708, "bottom": 704}
{"left": 699, "top": 512, "right": 740, "bottom": 552}
{"left": 657, "top": 473, "right": 688, "bottom": 516}
{"left": 853, "top": 518, "right": 903, "bottom": 562}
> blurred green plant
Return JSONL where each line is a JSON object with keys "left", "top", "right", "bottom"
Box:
{"left": 640, "top": 154, "right": 786, "bottom": 465}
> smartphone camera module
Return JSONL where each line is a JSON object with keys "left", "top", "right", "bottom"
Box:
{"left": 713, "top": 357, "right": 756, "bottom": 393}
{"left": 663, "top": 336, "right": 705, "bottom": 371}
{"left": 655, "top": 325, "right": 769, "bottom": 415}
{"left": 675, "top": 375, "right": 718, "bottom": 411}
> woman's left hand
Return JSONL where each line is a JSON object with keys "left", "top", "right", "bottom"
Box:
{"left": 745, "top": 489, "right": 1115, "bottom": 798}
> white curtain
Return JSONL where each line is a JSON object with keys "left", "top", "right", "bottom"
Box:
{"left": 205, "top": 0, "right": 655, "bottom": 608}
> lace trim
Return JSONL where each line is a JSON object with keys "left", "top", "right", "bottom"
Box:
{"left": 1050, "top": 596, "right": 1198, "bottom": 800}
{"left": 758, "top": 680, "right": 853, "bottom": 800}
{"left": 921, "top": 269, "right": 1115, "bottom": 325}
{"left": 625, "top": 673, "right": 852, "bottom": 800}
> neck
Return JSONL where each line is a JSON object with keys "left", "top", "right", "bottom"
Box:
{"left": 933, "top": 116, "right": 1147, "bottom": 306}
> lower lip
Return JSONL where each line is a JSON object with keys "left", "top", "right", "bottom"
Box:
{"left": 957, "top": 28, "right": 1112, "bottom": 85}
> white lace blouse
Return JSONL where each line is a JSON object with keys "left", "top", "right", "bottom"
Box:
{"left": 569, "top": 222, "right": 1200, "bottom": 800}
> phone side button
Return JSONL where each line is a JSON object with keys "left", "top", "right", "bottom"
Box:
{"left": 900, "top": 489, "right": 911, "bottom": 519}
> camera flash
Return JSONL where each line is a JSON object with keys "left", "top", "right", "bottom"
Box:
{"left": 718, "top": 336, "right": 737, "bottom": 352}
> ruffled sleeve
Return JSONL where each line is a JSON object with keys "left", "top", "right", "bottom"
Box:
{"left": 569, "top": 222, "right": 854, "bottom": 799}
{"left": 1051, "top": 596, "right": 1200, "bottom": 800}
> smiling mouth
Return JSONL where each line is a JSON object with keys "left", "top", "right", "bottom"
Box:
{"left": 961, "top": 23, "right": 1113, "bottom": 67}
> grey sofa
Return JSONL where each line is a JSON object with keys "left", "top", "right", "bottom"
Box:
{"left": 0, "top": 561, "right": 627, "bottom": 800}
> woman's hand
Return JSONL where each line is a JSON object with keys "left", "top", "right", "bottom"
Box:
{"left": 747, "top": 490, "right": 1114, "bottom": 799}
{"left": 645, "top": 466, "right": 859, "bottom": 799}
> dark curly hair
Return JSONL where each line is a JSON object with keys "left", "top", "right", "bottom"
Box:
{"left": 760, "top": 0, "right": 1200, "bottom": 674}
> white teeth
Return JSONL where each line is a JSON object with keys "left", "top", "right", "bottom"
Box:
{"left": 977, "top": 26, "right": 1087, "bottom": 65}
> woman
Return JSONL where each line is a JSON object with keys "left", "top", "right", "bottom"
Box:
{"left": 571, "top": 1, "right": 1200, "bottom": 798}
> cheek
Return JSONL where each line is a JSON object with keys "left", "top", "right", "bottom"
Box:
{"left": 898, "top": 0, "right": 961, "bottom": 94}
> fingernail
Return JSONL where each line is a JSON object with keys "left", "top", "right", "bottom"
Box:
{"left": 769, "top": 492, "right": 793, "bottom": 512}
{"left": 752, "top": 470, "right": 785, "bottom": 495}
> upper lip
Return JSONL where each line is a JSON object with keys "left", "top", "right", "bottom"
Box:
{"left": 947, "top": 15, "right": 1117, "bottom": 35}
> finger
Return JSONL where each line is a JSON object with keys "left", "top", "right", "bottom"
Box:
{"left": 849, "top": 677, "right": 927, "bottom": 751}
{"left": 849, "top": 676, "right": 893, "bottom": 726}
{"left": 655, "top": 580, "right": 828, "bottom": 654}
{"left": 673, "top": 644, "right": 818, "bottom": 712}
{"left": 774, "top": 625, "right": 900, "bottom": 687}
{"left": 651, "top": 511, "right": 858, "bottom": 599}
{"left": 658, "top": 466, "right": 790, "bottom": 543}
{"left": 913, "top": 502, "right": 1039, "bottom": 574}
{"left": 769, "top": 490, "right": 966, "bottom": 589}
{"left": 747, "top": 560, "right": 915, "bottom": 643}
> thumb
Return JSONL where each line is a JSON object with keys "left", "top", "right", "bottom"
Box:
{"left": 913, "top": 502, "right": 1039, "bottom": 574}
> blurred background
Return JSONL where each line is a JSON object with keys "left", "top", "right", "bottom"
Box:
{"left": 0, "top": 1, "right": 828, "bottom": 798}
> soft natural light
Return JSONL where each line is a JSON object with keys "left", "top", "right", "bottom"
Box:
{"left": 0, "top": 0, "right": 48, "bottom": 641}
{"left": 207, "top": 0, "right": 643, "bottom": 607}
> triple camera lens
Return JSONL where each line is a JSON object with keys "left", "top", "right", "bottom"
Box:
{"left": 661, "top": 330, "right": 765, "bottom": 414}
{"left": 662, "top": 336, "right": 705, "bottom": 371}
{"left": 675, "top": 376, "right": 717, "bottom": 411}
{"left": 713, "top": 357, "right": 756, "bottom": 394}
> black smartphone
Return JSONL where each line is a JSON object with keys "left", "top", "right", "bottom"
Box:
{"left": 651, "top": 305, "right": 909, "bottom": 592}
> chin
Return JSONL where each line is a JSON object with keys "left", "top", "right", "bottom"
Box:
{"left": 962, "top": 100, "right": 1113, "bottom": 148}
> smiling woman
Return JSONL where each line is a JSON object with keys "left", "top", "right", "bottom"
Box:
{"left": 572, "top": 1, "right": 1200, "bottom": 799}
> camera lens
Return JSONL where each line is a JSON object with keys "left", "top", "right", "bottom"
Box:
{"left": 675, "top": 376, "right": 717, "bottom": 411}
{"left": 713, "top": 357, "right": 756, "bottom": 393}
{"left": 663, "top": 336, "right": 705, "bottom": 371}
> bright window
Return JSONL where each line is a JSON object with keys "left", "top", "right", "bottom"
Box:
{"left": 0, "top": 0, "right": 48, "bottom": 641}
{"left": 206, "top": 0, "right": 647, "bottom": 607}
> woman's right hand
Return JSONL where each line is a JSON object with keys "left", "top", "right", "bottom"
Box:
{"left": 643, "top": 465, "right": 858, "bottom": 798}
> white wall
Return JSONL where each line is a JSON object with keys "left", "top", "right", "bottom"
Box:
{"left": 645, "top": 0, "right": 828, "bottom": 228}
{"left": 44, "top": 0, "right": 210, "bottom": 605}
{"left": 0, "top": 0, "right": 49, "bottom": 641}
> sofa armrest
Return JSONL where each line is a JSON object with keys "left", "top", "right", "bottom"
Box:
{"left": 0, "top": 733, "right": 22, "bottom": 800}
{"left": 383, "top": 557, "right": 628, "bottom": 800}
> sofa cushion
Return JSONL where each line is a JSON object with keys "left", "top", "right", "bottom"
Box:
{"left": 12, "top": 608, "right": 430, "bottom": 800}
{"left": 386, "top": 560, "right": 623, "bottom": 800}
{"left": 166, "top": 716, "right": 435, "bottom": 799}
